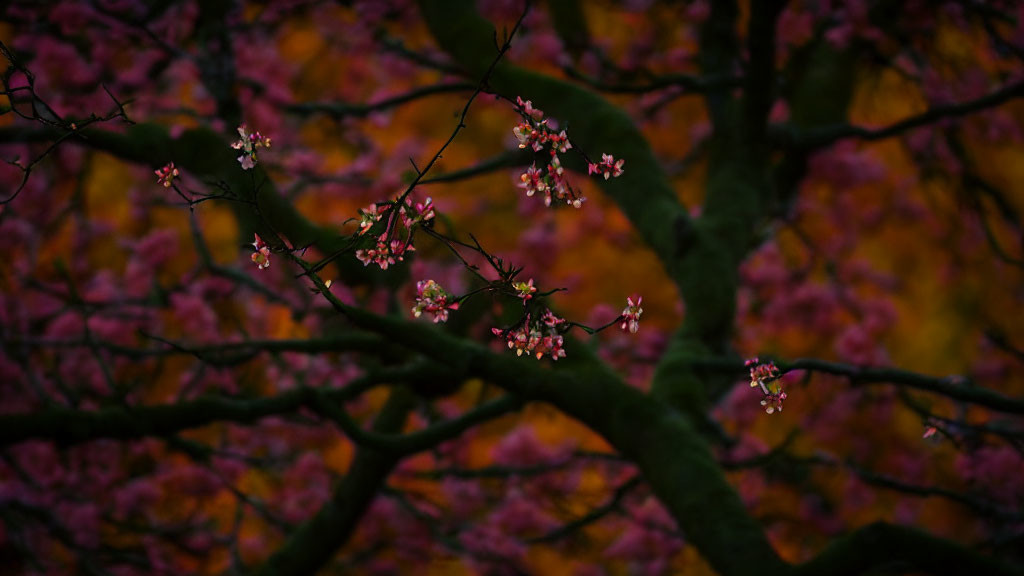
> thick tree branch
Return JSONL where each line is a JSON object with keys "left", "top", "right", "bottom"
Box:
{"left": 742, "top": 0, "right": 788, "bottom": 149}
{"left": 0, "top": 364, "right": 431, "bottom": 447}
{"left": 775, "top": 81, "right": 1024, "bottom": 150}
{"left": 298, "top": 256, "right": 790, "bottom": 576}
{"left": 254, "top": 388, "right": 414, "bottom": 576}
{"left": 793, "top": 522, "right": 1024, "bottom": 576}
{"left": 310, "top": 390, "right": 523, "bottom": 454}
{"left": 698, "top": 0, "right": 740, "bottom": 131}
{"left": 418, "top": 0, "right": 692, "bottom": 296}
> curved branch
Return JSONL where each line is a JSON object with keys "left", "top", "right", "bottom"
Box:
{"left": 776, "top": 81, "right": 1024, "bottom": 150}
{"left": 297, "top": 256, "right": 789, "bottom": 576}
{"left": 528, "top": 475, "right": 642, "bottom": 545}
{"left": 419, "top": 149, "right": 530, "bottom": 184}
{"left": 0, "top": 364, "right": 427, "bottom": 447}
{"left": 782, "top": 358, "right": 1024, "bottom": 415}
{"left": 254, "top": 388, "right": 415, "bottom": 576}
{"left": 689, "top": 356, "right": 1024, "bottom": 415}
{"left": 418, "top": 0, "right": 692, "bottom": 294}
{"left": 285, "top": 82, "right": 476, "bottom": 118}
{"left": 793, "top": 522, "right": 1024, "bottom": 576}
{"left": 310, "top": 390, "right": 523, "bottom": 455}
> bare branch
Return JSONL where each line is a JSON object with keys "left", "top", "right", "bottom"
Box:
{"left": 775, "top": 81, "right": 1024, "bottom": 150}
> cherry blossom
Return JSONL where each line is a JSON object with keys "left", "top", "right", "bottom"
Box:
{"left": 518, "top": 164, "right": 547, "bottom": 198}
{"left": 492, "top": 309, "right": 568, "bottom": 361}
{"left": 355, "top": 235, "right": 414, "bottom": 270}
{"left": 413, "top": 197, "right": 436, "bottom": 222}
{"left": 513, "top": 120, "right": 548, "bottom": 152}
{"left": 352, "top": 196, "right": 436, "bottom": 269}
{"left": 357, "top": 203, "right": 384, "bottom": 235}
{"left": 412, "top": 279, "right": 460, "bottom": 323}
{"left": 745, "top": 358, "right": 787, "bottom": 414}
{"left": 231, "top": 124, "right": 272, "bottom": 170}
{"left": 251, "top": 233, "right": 271, "bottom": 270}
{"left": 511, "top": 96, "right": 587, "bottom": 208}
{"left": 516, "top": 96, "right": 544, "bottom": 120}
{"left": 512, "top": 278, "right": 536, "bottom": 301}
{"left": 621, "top": 296, "right": 643, "bottom": 334}
{"left": 588, "top": 153, "right": 625, "bottom": 180}
{"left": 154, "top": 162, "right": 178, "bottom": 187}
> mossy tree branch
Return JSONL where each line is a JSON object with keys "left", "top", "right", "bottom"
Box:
{"left": 792, "top": 522, "right": 1024, "bottom": 576}
{"left": 253, "top": 388, "right": 415, "bottom": 576}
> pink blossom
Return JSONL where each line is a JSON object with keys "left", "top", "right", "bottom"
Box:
{"left": 154, "top": 162, "right": 179, "bottom": 187}
{"left": 357, "top": 202, "right": 385, "bottom": 235}
{"left": 508, "top": 97, "right": 590, "bottom": 208}
{"left": 355, "top": 233, "right": 415, "bottom": 270}
{"left": 251, "top": 234, "right": 271, "bottom": 270}
{"left": 745, "top": 358, "right": 787, "bottom": 414}
{"left": 547, "top": 129, "right": 571, "bottom": 153}
{"left": 231, "top": 124, "right": 271, "bottom": 170}
{"left": 513, "top": 120, "right": 547, "bottom": 152}
{"left": 588, "top": 153, "right": 625, "bottom": 180}
{"left": 411, "top": 279, "right": 460, "bottom": 323}
{"left": 512, "top": 278, "right": 536, "bottom": 301}
{"left": 516, "top": 95, "right": 544, "bottom": 120}
{"left": 519, "top": 164, "right": 548, "bottom": 198}
{"left": 413, "top": 196, "right": 435, "bottom": 222}
{"left": 621, "top": 296, "right": 643, "bottom": 334}
{"left": 492, "top": 309, "right": 568, "bottom": 361}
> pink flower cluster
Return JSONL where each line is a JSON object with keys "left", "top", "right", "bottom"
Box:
{"left": 154, "top": 162, "right": 179, "bottom": 187}
{"left": 492, "top": 309, "right": 567, "bottom": 361}
{"left": 354, "top": 197, "right": 434, "bottom": 270}
{"left": 746, "top": 358, "right": 786, "bottom": 414}
{"left": 512, "top": 97, "right": 568, "bottom": 153}
{"left": 412, "top": 279, "right": 460, "bottom": 323}
{"left": 621, "top": 296, "right": 643, "bottom": 333}
{"left": 512, "top": 97, "right": 585, "bottom": 208}
{"left": 232, "top": 124, "right": 272, "bottom": 170}
{"left": 588, "top": 153, "right": 625, "bottom": 180}
{"left": 251, "top": 234, "right": 271, "bottom": 270}
{"left": 355, "top": 237, "right": 415, "bottom": 271}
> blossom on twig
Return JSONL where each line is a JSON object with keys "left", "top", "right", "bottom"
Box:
{"left": 232, "top": 125, "right": 271, "bottom": 170}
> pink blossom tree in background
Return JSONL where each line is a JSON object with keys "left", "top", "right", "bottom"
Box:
{"left": 1, "top": 1, "right": 1023, "bottom": 575}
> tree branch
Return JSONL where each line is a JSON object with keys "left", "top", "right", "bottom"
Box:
{"left": 254, "top": 388, "right": 415, "bottom": 576}
{"left": 310, "top": 390, "right": 523, "bottom": 454}
{"left": 0, "top": 364, "right": 428, "bottom": 447}
{"left": 793, "top": 522, "right": 1024, "bottom": 576}
{"left": 781, "top": 358, "right": 1024, "bottom": 415}
{"left": 285, "top": 82, "right": 476, "bottom": 118}
{"left": 776, "top": 81, "right": 1024, "bottom": 150}
{"left": 296, "top": 254, "right": 790, "bottom": 576}
{"left": 742, "top": 0, "right": 788, "bottom": 149}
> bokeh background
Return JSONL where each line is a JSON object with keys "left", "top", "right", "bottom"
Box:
{"left": 1, "top": 1, "right": 1023, "bottom": 574}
